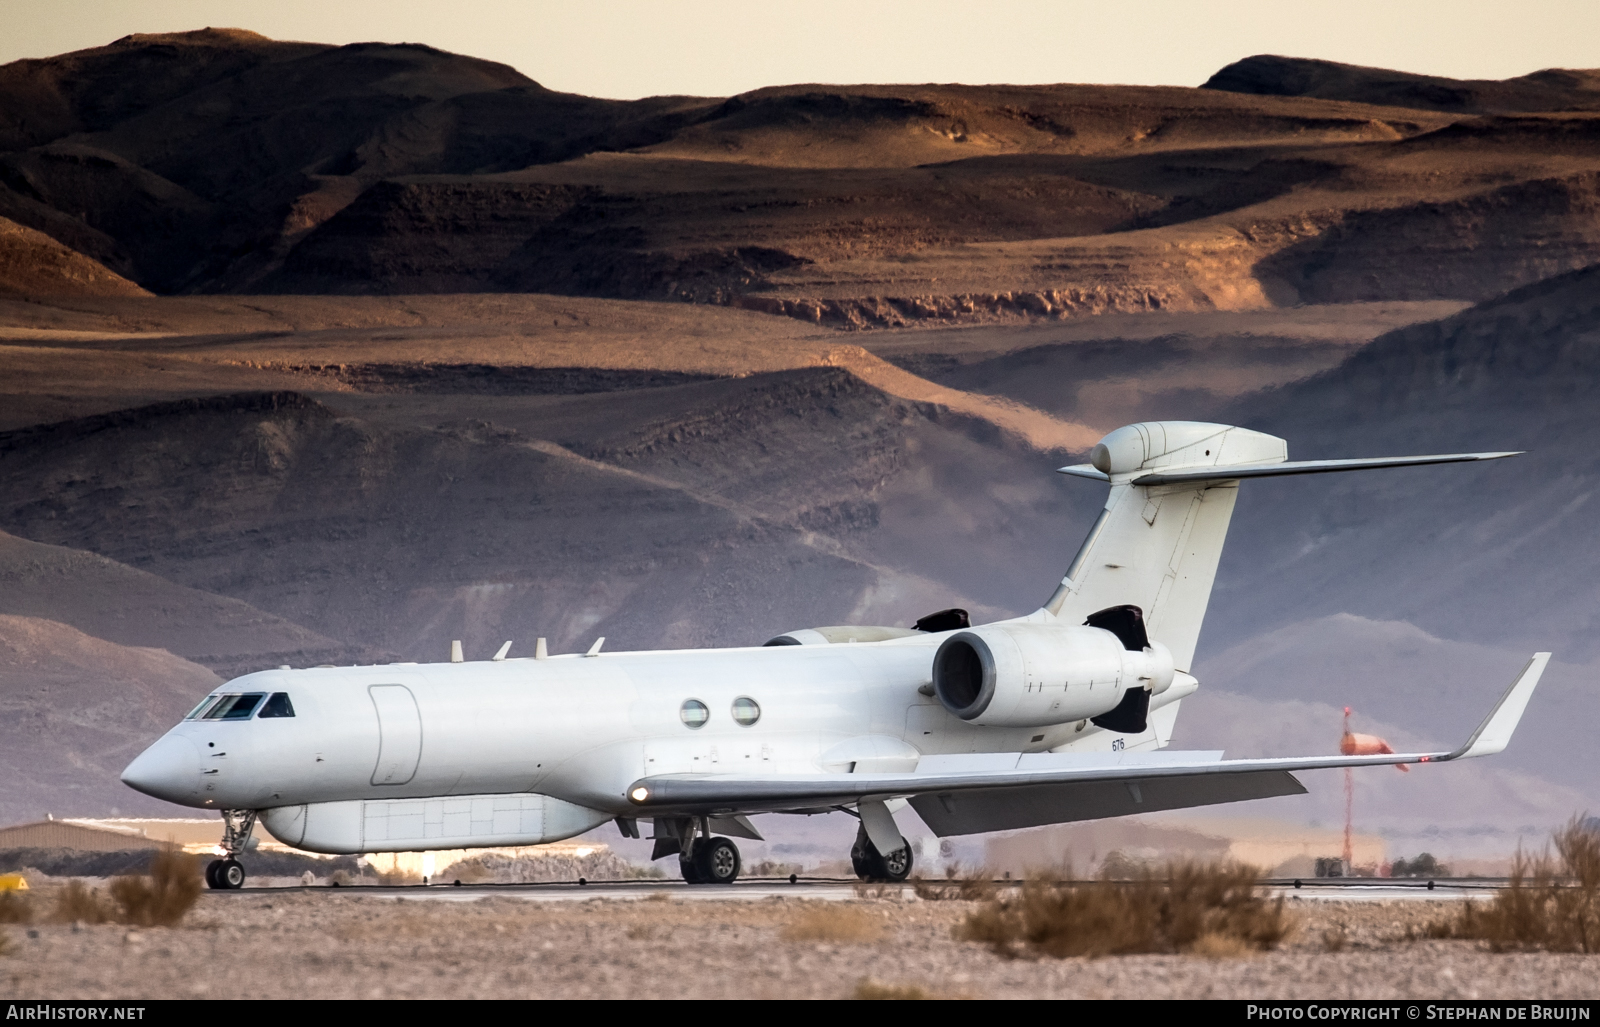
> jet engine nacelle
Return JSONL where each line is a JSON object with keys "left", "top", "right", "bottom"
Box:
{"left": 932, "top": 623, "right": 1175, "bottom": 728}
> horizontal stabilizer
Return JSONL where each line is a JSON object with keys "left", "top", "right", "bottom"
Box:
{"left": 1058, "top": 452, "right": 1520, "bottom": 486}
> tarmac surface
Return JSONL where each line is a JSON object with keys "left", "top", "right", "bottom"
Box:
{"left": 205, "top": 876, "right": 1506, "bottom": 903}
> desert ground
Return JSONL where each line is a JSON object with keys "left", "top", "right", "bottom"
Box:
{"left": 3, "top": 887, "right": 1598, "bottom": 1000}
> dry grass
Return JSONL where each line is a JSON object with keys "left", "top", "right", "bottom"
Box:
{"left": 781, "top": 904, "right": 886, "bottom": 944}
{"left": 956, "top": 860, "right": 1291, "bottom": 959}
{"left": 107, "top": 849, "right": 202, "bottom": 928}
{"left": 0, "top": 890, "right": 33, "bottom": 924}
{"left": 1188, "top": 932, "right": 1258, "bottom": 959}
{"left": 52, "top": 881, "right": 114, "bottom": 925}
{"left": 912, "top": 865, "right": 997, "bottom": 902}
{"left": 0, "top": 929, "right": 13, "bottom": 957}
{"left": 1447, "top": 816, "right": 1600, "bottom": 953}
{"left": 854, "top": 979, "right": 932, "bottom": 999}
{"left": 1322, "top": 925, "right": 1349, "bottom": 953}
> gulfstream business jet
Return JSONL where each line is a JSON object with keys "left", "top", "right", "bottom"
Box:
{"left": 121, "top": 421, "right": 1547, "bottom": 889}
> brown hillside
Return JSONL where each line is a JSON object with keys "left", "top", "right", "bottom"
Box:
{"left": 0, "top": 528, "right": 351, "bottom": 675}
{"left": 8, "top": 30, "right": 1600, "bottom": 315}
{"left": 0, "top": 215, "right": 147, "bottom": 297}
{"left": 0, "top": 614, "right": 219, "bottom": 821}
{"left": 1205, "top": 55, "right": 1600, "bottom": 115}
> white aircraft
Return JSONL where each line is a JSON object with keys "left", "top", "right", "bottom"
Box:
{"left": 121, "top": 420, "right": 1548, "bottom": 890}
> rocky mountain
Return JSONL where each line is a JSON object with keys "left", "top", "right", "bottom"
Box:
{"left": 3, "top": 31, "right": 1599, "bottom": 318}
{"left": 1205, "top": 55, "right": 1600, "bottom": 114}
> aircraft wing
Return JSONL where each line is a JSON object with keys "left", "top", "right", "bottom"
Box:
{"left": 625, "top": 653, "right": 1549, "bottom": 835}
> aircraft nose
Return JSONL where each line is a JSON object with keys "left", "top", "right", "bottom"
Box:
{"left": 121, "top": 735, "right": 200, "bottom": 804}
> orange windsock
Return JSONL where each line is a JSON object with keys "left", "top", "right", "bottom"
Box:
{"left": 1342, "top": 706, "right": 1408, "bottom": 771}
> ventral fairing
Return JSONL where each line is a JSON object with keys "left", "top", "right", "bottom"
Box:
{"left": 121, "top": 420, "right": 1546, "bottom": 890}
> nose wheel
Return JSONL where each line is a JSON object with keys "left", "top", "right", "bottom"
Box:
{"left": 206, "top": 809, "right": 258, "bottom": 889}
{"left": 205, "top": 858, "right": 246, "bottom": 890}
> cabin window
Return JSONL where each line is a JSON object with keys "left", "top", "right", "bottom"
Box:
{"left": 731, "top": 696, "right": 761, "bottom": 726}
{"left": 258, "top": 692, "right": 296, "bottom": 718}
{"left": 679, "top": 699, "right": 709, "bottom": 729}
{"left": 185, "top": 695, "right": 223, "bottom": 720}
{"left": 202, "top": 693, "right": 267, "bottom": 720}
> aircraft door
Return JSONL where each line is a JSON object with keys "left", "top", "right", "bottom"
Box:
{"left": 369, "top": 684, "right": 423, "bottom": 786}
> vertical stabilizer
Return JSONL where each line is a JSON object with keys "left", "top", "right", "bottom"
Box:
{"left": 1044, "top": 422, "right": 1288, "bottom": 671}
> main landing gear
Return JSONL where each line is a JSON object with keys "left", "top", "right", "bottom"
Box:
{"left": 681, "top": 836, "right": 742, "bottom": 885}
{"left": 206, "top": 809, "right": 258, "bottom": 890}
{"left": 851, "top": 822, "right": 914, "bottom": 882}
{"left": 650, "top": 816, "right": 742, "bottom": 884}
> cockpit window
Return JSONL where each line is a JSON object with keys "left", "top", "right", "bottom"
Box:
{"left": 258, "top": 692, "right": 296, "bottom": 718}
{"left": 201, "top": 693, "right": 267, "bottom": 720}
{"left": 185, "top": 695, "right": 222, "bottom": 720}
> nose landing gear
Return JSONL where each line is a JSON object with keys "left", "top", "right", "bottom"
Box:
{"left": 206, "top": 809, "right": 258, "bottom": 890}
{"left": 205, "top": 857, "right": 246, "bottom": 890}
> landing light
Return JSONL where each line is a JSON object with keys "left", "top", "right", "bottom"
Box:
{"left": 630, "top": 787, "right": 650, "bottom": 803}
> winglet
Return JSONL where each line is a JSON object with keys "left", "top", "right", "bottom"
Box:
{"left": 1440, "top": 653, "right": 1550, "bottom": 761}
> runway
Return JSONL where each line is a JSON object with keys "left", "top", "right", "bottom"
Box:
{"left": 207, "top": 876, "right": 1507, "bottom": 902}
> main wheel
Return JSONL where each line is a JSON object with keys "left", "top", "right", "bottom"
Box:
{"left": 850, "top": 824, "right": 914, "bottom": 882}
{"left": 679, "top": 841, "right": 705, "bottom": 884}
{"left": 218, "top": 858, "right": 246, "bottom": 890}
{"left": 876, "top": 843, "right": 913, "bottom": 882}
{"left": 850, "top": 824, "right": 877, "bottom": 880}
{"left": 204, "top": 859, "right": 225, "bottom": 890}
{"left": 695, "top": 837, "right": 741, "bottom": 885}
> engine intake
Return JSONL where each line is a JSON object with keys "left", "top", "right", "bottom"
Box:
{"left": 932, "top": 622, "right": 1174, "bottom": 729}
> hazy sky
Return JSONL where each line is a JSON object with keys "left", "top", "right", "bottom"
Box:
{"left": 4, "top": 0, "right": 1598, "bottom": 99}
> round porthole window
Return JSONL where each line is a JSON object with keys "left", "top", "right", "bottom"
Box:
{"left": 731, "top": 696, "right": 761, "bottom": 726}
{"left": 679, "top": 699, "right": 709, "bottom": 729}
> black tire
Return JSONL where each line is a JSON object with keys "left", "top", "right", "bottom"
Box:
{"left": 219, "top": 858, "right": 246, "bottom": 890}
{"left": 849, "top": 824, "right": 876, "bottom": 880}
{"left": 877, "top": 843, "right": 913, "bottom": 882}
{"left": 695, "top": 837, "right": 741, "bottom": 885}
{"left": 850, "top": 823, "right": 914, "bottom": 882}
{"left": 205, "top": 859, "right": 225, "bottom": 890}
{"left": 679, "top": 841, "right": 705, "bottom": 884}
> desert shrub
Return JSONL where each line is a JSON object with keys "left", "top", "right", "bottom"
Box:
{"left": 0, "top": 929, "right": 13, "bottom": 957}
{"left": 1391, "top": 853, "right": 1448, "bottom": 878}
{"left": 956, "top": 860, "right": 1290, "bottom": 959}
{"left": 108, "top": 849, "right": 202, "bottom": 928}
{"left": 854, "top": 979, "right": 930, "bottom": 999}
{"left": 912, "top": 864, "right": 995, "bottom": 901}
{"left": 747, "top": 860, "right": 804, "bottom": 879}
{"left": 1448, "top": 815, "right": 1600, "bottom": 953}
{"left": 781, "top": 904, "right": 885, "bottom": 943}
{"left": 0, "top": 890, "right": 33, "bottom": 924}
{"left": 444, "top": 848, "right": 642, "bottom": 884}
{"left": 52, "top": 881, "right": 114, "bottom": 924}
{"left": 1099, "top": 849, "right": 1157, "bottom": 879}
